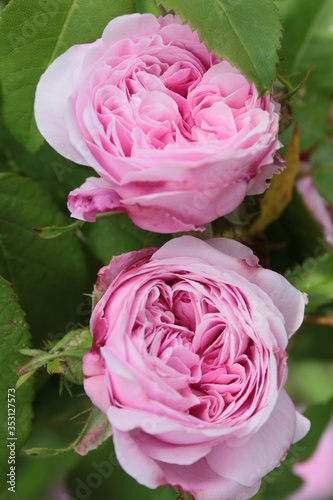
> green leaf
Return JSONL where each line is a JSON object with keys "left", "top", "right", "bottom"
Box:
{"left": 155, "top": 0, "right": 282, "bottom": 94}
{"left": 17, "top": 328, "right": 92, "bottom": 386}
{"left": 136, "top": 0, "right": 161, "bottom": 15}
{"left": 34, "top": 220, "right": 83, "bottom": 239}
{"left": 248, "top": 126, "right": 300, "bottom": 237}
{"left": 25, "top": 406, "right": 111, "bottom": 458}
{"left": 0, "top": 116, "right": 89, "bottom": 210}
{"left": 82, "top": 214, "right": 170, "bottom": 265}
{"left": 286, "top": 360, "right": 333, "bottom": 405}
{"left": 0, "top": 276, "right": 34, "bottom": 491}
{"left": 0, "top": 173, "right": 91, "bottom": 344}
{"left": 295, "top": 90, "right": 331, "bottom": 152}
{"left": 289, "top": 323, "right": 333, "bottom": 361}
{"left": 311, "top": 141, "right": 333, "bottom": 206}
{"left": 278, "top": 0, "right": 333, "bottom": 93}
{"left": 0, "top": 0, "right": 136, "bottom": 152}
{"left": 277, "top": 0, "right": 333, "bottom": 150}
{"left": 278, "top": 188, "right": 328, "bottom": 261}
{"left": 285, "top": 253, "right": 333, "bottom": 314}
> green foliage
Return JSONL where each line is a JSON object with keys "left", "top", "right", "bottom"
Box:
{"left": 289, "top": 323, "right": 333, "bottom": 361}
{"left": 82, "top": 214, "right": 170, "bottom": 265}
{"left": 0, "top": 116, "right": 89, "bottom": 210}
{"left": 0, "top": 276, "right": 34, "bottom": 490}
{"left": 0, "top": 173, "right": 92, "bottom": 343}
{"left": 16, "top": 328, "right": 92, "bottom": 388}
{"left": 34, "top": 220, "right": 83, "bottom": 239}
{"left": 285, "top": 253, "right": 333, "bottom": 314}
{"left": 311, "top": 141, "right": 333, "bottom": 206}
{"left": 0, "top": 0, "right": 136, "bottom": 152}
{"left": 295, "top": 90, "right": 331, "bottom": 151}
{"left": 277, "top": 0, "right": 333, "bottom": 150}
{"left": 0, "top": 2, "right": 331, "bottom": 499}
{"left": 25, "top": 405, "right": 111, "bottom": 458}
{"left": 278, "top": 0, "right": 333, "bottom": 92}
{"left": 286, "top": 360, "right": 333, "bottom": 405}
{"left": 154, "top": 0, "right": 282, "bottom": 94}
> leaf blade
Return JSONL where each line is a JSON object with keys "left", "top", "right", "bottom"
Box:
{"left": 155, "top": 0, "right": 282, "bottom": 93}
{"left": 0, "top": 173, "right": 91, "bottom": 344}
{"left": 0, "top": 0, "right": 136, "bottom": 151}
{"left": 0, "top": 276, "right": 34, "bottom": 490}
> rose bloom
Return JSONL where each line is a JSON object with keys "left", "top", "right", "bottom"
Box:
{"left": 288, "top": 421, "right": 333, "bottom": 500}
{"left": 297, "top": 176, "right": 333, "bottom": 248}
{"left": 83, "top": 236, "right": 309, "bottom": 500}
{"left": 35, "top": 13, "right": 283, "bottom": 233}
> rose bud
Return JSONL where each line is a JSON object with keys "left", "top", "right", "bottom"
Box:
{"left": 35, "top": 13, "right": 283, "bottom": 233}
{"left": 83, "top": 236, "right": 309, "bottom": 500}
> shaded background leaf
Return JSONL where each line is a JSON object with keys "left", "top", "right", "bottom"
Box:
{"left": 0, "top": 173, "right": 94, "bottom": 344}
{"left": 285, "top": 253, "right": 333, "bottom": 314}
{"left": 311, "top": 140, "right": 333, "bottom": 206}
{"left": 277, "top": 0, "right": 333, "bottom": 151}
{"left": 82, "top": 215, "right": 170, "bottom": 265}
{"left": 0, "top": 276, "right": 33, "bottom": 490}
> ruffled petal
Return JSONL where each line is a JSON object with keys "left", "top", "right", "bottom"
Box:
{"left": 67, "top": 177, "right": 123, "bottom": 222}
{"left": 206, "top": 390, "right": 299, "bottom": 487}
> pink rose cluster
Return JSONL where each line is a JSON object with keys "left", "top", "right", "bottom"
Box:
{"left": 35, "top": 13, "right": 282, "bottom": 233}
{"left": 83, "top": 236, "right": 309, "bottom": 500}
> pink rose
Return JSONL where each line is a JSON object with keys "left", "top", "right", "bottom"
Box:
{"left": 297, "top": 176, "right": 333, "bottom": 248}
{"left": 83, "top": 236, "right": 309, "bottom": 500}
{"left": 35, "top": 13, "right": 283, "bottom": 233}
{"left": 289, "top": 421, "right": 333, "bottom": 500}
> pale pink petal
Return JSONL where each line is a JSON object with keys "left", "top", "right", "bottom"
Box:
{"left": 102, "top": 13, "right": 160, "bottom": 46}
{"left": 207, "top": 238, "right": 259, "bottom": 267}
{"left": 250, "top": 269, "right": 307, "bottom": 336}
{"left": 157, "top": 459, "right": 261, "bottom": 500}
{"left": 133, "top": 433, "right": 215, "bottom": 465}
{"left": 206, "top": 391, "right": 298, "bottom": 486}
{"left": 293, "top": 411, "right": 311, "bottom": 444}
{"left": 83, "top": 348, "right": 110, "bottom": 414}
{"left": 35, "top": 44, "right": 91, "bottom": 164}
{"left": 112, "top": 428, "right": 166, "bottom": 488}
{"left": 247, "top": 152, "right": 284, "bottom": 195}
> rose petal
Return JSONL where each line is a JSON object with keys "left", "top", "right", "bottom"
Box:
{"left": 206, "top": 390, "right": 297, "bottom": 486}
{"left": 35, "top": 44, "right": 91, "bottom": 164}
{"left": 67, "top": 176, "right": 123, "bottom": 222}
{"left": 112, "top": 428, "right": 166, "bottom": 488}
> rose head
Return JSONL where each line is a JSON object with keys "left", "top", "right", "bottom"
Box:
{"left": 35, "top": 13, "right": 283, "bottom": 233}
{"left": 83, "top": 236, "right": 309, "bottom": 500}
